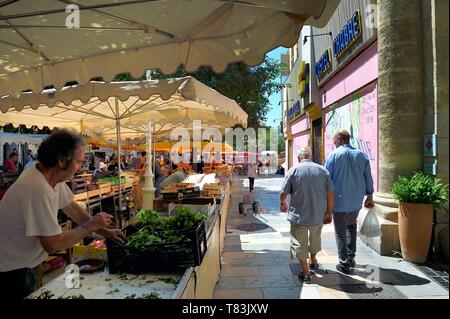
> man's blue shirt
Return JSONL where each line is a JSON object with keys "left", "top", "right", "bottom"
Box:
{"left": 325, "top": 145, "right": 374, "bottom": 213}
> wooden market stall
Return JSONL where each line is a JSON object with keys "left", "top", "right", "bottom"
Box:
{"left": 1, "top": 77, "right": 244, "bottom": 299}
{"left": 28, "top": 169, "right": 233, "bottom": 299}
{"left": 175, "top": 181, "right": 231, "bottom": 299}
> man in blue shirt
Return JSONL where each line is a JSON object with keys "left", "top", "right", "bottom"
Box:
{"left": 325, "top": 130, "right": 374, "bottom": 274}
{"left": 280, "top": 147, "right": 335, "bottom": 283}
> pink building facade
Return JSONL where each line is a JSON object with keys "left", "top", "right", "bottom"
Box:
{"left": 284, "top": 1, "right": 379, "bottom": 192}
{"left": 290, "top": 116, "right": 310, "bottom": 167}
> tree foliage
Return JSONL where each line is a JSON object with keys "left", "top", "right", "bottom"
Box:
{"left": 0, "top": 124, "right": 51, "bottom": 134}
{"left": 114, "top": 57, "right": 285, "bottom": 129}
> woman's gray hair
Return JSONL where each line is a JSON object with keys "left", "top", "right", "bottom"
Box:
{"left": 297, "top": 147, "right": 312, "bottom": 160}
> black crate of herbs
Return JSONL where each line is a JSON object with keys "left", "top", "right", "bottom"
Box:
{"left": 106, "top": 220, "right": 207, "bottom": 274}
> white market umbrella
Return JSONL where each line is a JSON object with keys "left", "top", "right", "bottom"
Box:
{"left": 0, "top": 77, "right": 247, "bottom": 134}
{"left": 0, "top": 0, "right": 339, "bottom": 97}
{"left": 0, "top": 76, "right": 247, "bottom": 212}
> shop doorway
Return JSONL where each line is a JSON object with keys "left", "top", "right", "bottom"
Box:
{"left": 312, "top": 118, "right": 323, "bottom": 164}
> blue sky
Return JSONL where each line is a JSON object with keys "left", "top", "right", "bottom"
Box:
{"left": 265, "top": 46, "right": 288, "bottom": 128}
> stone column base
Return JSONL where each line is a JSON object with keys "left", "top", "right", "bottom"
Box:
{"left": 358, "top": 205, "right": 401, "bottom": 256}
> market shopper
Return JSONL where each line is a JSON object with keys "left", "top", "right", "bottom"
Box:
{"left": 92, "top": 161, "right": 114, "bottom": 183}
{"left": 160, "top": 163, "right": 189, "bottom": 190}
{"left": 280, "top": 147, "right": 334, "bottom": 283}
{"left": 154, "top": 158, "right": 165, "bottom": 197}
{"left": 107, "top": 154, "right": 125, "bottom": 173}
{"left": 24, "top": 149, "right": 33, "bottom": 167}
{"left": 24, "top": 153, "right": 37, "bottom": 170}
{"left": 3, "top": 152, "right": 18, "bottom": 173}
{"left": 0, "top": 129, "right": 125, "bottom": 299}
{"left": 135, "top": 151, "right": 147, "bottom": 175}
{"left": 247, "top": 162, "right": 257, "bottom": 192}
{"left": 158, "top": 155, "right": 165, "bottom": 167}
{"left": 325, "top": 130, "right": 374, "bottom": 274}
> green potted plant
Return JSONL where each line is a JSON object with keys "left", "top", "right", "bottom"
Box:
{"left": 392, "top": 172, "right": 448, "bottom": 263}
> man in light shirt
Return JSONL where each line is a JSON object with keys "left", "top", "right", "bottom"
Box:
{"left": 280, "top": 147, "right": 334, "bottom": 283}
{"left": 0, "top": 129, "right": 124, "bottom": 299}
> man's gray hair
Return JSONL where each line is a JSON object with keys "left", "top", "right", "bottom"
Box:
{"left": 297, "top": 147, "right": 312, "bottom": 159}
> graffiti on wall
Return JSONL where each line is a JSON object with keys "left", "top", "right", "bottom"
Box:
{"left": 324, "top": 83, "right": 378, "bottom": 191}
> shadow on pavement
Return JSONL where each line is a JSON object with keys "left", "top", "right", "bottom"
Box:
{"left": 351, "top": 265, "right": 431, "bottom": 286}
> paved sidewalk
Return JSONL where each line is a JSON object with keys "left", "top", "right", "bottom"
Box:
{"left": 213, "top": 174, "right": 449, "bottom": 299}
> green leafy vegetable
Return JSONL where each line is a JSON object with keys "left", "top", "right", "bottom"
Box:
{"left": 35, "top": 290, "right": 54, "bottom": 299}
{"left": 58, "top": 294, "right": 85, "bottom": 299}
{"left": 125, "top": 207, "right": 207, "bottom": 251}
{"left": 125, "top": 292, "right": 161, "bottom": 299}
{"left": 133, "top": 209, "right": 165, "bottom": 229}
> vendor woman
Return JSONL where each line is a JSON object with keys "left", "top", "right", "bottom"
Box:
{"left": 0, "top": 129, "right": 124, "bottom": 299}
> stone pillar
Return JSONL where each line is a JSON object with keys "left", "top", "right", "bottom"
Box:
{"left": 359, "top": 0, "right": 424, "bottom": 255}
{"left": 378, "top": 0, "right": 424, "bottom": 193}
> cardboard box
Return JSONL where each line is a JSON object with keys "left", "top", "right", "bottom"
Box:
{"left": 203, "top": 183, "right": 223, "bottom": 191}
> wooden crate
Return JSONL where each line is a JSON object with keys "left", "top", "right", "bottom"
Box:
{"left": 69, "top": 177, "right": 87, "bottom": 194}
{"left": 87, "top": 188, "right": 101, "bottom": 198}
{"left": 74, "top": 192, "right": 88, "bottom": 201}
{"left": 99, "top": 187, "right": 111, "bottom": 196}
{"left": 111, "top": 184, "right": 133, "bottom": 193}
{"left": 97, "top": 181, "right": 111, "bottom": 189}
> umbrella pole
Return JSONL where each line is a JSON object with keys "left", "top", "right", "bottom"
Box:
{"left": 169, "top": 139, "right": 172, "bottom": 174}
{"left": 142, "top": 121, "right": 155, "bottom": 210}
{"left": 115, "top": 97, "right": 123, "bottom": 228}
{"left": 153, "top": 133, "right": 156, "bottom": 179}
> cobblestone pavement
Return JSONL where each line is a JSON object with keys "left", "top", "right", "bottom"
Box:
{"left": 213, "top": 174, "right": 449, "bottom": 299}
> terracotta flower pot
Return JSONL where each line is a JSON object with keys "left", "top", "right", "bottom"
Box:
{"left": 398, "top": 202, "right": 433, "bottom": 263}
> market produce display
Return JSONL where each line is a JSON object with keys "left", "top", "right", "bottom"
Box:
{"left": 126, "top": 208, "right": 207, "bottom": 252}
